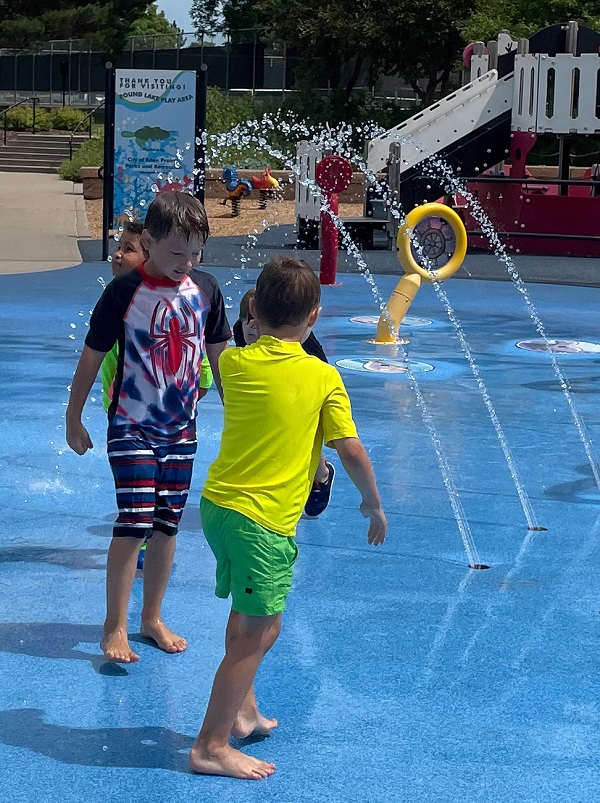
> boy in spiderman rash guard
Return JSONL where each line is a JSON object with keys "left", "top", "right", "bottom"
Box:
{"left": 66, "top": 191, "right": 231, "bottom": 664}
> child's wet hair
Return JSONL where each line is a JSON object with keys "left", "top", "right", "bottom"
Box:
{"left": 144, "top": 191, "right": 210, "bottom": 244}
{"left": 122, "top": 219, "right": 144, "bottom": 237}
{"left": 239, "top": 289, "right": 255, "bottom": 321}
{"left": 254, "top": 256, "right": 320, "bottom": 328}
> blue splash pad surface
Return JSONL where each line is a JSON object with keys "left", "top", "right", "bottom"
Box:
{"left": 1, "top": 262, "right": 600, "bottom": 802}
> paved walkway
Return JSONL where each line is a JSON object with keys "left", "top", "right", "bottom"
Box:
{"left": 201, "top": 226, "right": 600, "bottom": 286}
{"left": 0, "top": 172, "right": 89, "bottom": 274}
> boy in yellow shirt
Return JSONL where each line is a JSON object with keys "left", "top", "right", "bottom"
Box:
{"left": 190, "top": 256, "right": 387, "bottom": 780}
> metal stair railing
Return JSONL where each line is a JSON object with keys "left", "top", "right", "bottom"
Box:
{"left": 69, "top": 100, "right": 105, "bottom": 161}
{"left": 1, "top": 97, "right": 39, "bottom": 146}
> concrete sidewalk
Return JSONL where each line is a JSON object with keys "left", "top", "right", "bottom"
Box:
{"left": 198, "top": 226, "right": 600, "bottom": 286}
{"left": 0, "top": 172, "right": 89, "bottom": 274}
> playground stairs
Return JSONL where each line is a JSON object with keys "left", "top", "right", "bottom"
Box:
{"left": 0, "top": 132, "right": 88, "bottom": 174}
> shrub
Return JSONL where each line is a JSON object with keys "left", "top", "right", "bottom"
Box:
{"left": 58, "top": 136, "right": 104, "bottom": 181}
{"left": 51, "top": 107, "right": 86, "bottom": 131}
{"left": 34, "top": 109, "right": 53, "bottom": 131}
{"left": 4, "top": 105, "right": 53, "bottom": 131}
{"left": 5, "top": 106, "right": 33, "bottom": 130}
{"left": 203, "top": 86, "right": 412, "bottom": 168}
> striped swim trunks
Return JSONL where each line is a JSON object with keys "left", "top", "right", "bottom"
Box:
{"left": 107, "top": 424, "right": 197, "bottom": 539}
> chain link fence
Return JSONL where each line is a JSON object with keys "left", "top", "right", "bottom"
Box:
{"left": 0, "top": 30, "right": 421, "bottom": 109}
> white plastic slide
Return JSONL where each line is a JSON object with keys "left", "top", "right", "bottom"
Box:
{"left": 366, "top": 70, "right": 514, "bottom": 174}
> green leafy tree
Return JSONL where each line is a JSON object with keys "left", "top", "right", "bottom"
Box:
{"left": 0, "top": 1, "right": 154, "bottom": 52}
{"left": 192, "top": 0, "right": 474, "bottom": 106}
{"left": 191, "top": 0, "right": 262, "bottom": 35}
{"left": 191, "top": 0, "right": 222, "bottom": 33}
{"left": 375, "top": 0, "right": 474, "bottom": 106}
{"left": 130, "top": 2, "right": 182, "bottom": 48}
{"left": 462, "top": 0, "right": 600, "bottom": 44}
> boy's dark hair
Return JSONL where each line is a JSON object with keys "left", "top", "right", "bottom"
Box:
{"left": 123, "top": 219, "right": 144, "bottom": 237}
{"left": 254, "top": 256, "right": 320, "bottom": 328}
{"left": 239, "top": 288, "right": 255, "bottom": 321}
{"left": 144, "top": 191, "right": 210, "bottom": 244}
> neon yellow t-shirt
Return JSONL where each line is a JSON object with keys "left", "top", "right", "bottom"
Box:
{"left": 203, "top": 335, "right": 358, "bottom": 536}
{"left": 200, "top": 356, "right": 213, "bottom": 389}
{"left": 100, "top": 344, "right": 119, "bottom": 413}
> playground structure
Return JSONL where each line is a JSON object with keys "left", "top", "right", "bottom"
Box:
{"left": 221, "top": 165, "right": 281, "bottom": 216}
{"left": 251, "top": 166, "right": 281, "bottom": 210}
{"left": 296, "top": 22, "right": 600, "bottom": 258}
{"left": 315, "top": 154, "right": 354, "bottom": 285}
{"left": 374, "top": 203, "right": 467, "bottom": 343}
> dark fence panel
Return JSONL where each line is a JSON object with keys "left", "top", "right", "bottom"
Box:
{"left": 0, "top": 42, "right": 265, "bottom": 96}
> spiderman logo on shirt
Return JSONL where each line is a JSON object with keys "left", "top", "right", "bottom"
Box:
{"left": 149, "top": 298, "right": 199, "bottom": 389}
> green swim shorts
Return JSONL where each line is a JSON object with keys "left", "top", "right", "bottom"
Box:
{"left": 200, "top": 496, "right": 299, "bottom": 617}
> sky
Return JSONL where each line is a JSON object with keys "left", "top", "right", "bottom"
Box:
{"left": 156, "top": 1, "right": 195, "bottom": 32}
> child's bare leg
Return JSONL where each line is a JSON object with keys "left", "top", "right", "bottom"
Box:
{"left": 225, "top": 612, "right": 278, "bottom": 738}
{"left": 140, "top": 530, "right": 187, "bottom": 653}
{"left": 102, "top": 536, "right": 142, "bottom": 663}
{"left": 314, "top": 453, "right": 329, "bottom": 484}
{"left": 233, "top": 685, "right": 278, "bottom": 738}
{"left": 190, "top": 611, "right": 281, "bottom": 780}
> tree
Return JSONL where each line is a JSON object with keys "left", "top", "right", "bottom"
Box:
{"left": 376, "top": 0, "right": 475, "bottom": 106}
{"left": 0, "top": 1, "right": 154, "bottom": 52}
{"left": 462, "top": 0, "right": 600, "bottom": 44}
{"left": 130, "top": 2, "right": 182, "bottom": 49}
{"left": 191, "top": 0, "right": 262, "bottom": 35}
{"left": 191, "top": 0, "right": 474, "bottom": 106}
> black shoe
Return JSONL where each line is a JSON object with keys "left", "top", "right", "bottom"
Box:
{"left": 303, "top": 462, "right": 335, "bottom": 519}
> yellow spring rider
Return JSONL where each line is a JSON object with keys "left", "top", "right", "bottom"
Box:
{"left": 375, "top": 203, "right": 468, "bottom": 343}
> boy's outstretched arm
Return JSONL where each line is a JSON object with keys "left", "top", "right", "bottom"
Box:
{"left": 206, "top": 341, "right": 228, "bottom": 402}
{"left": 333, "top": 437, "right": 387, "bottom": 546}
{"left": 66, "top": 345, "right": 106, "bottom": 455}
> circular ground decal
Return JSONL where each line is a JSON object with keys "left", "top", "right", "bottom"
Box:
{"left": 516, "top": 339, "right": 600, "bottom": 354}
{"left": 336, "top": 357, "right": 435, "bottom": 374}
{"left": 349, "top": 315, "right": 433, "bottom": 328}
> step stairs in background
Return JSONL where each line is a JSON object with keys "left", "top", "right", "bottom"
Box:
{"left": 0, "top": 132, "right": 89, "bottom": 174}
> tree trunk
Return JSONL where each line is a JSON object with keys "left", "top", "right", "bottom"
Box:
{"left": 438, "top": 66, "right": 452, "bottom": 98}
{"left": 410, "top": 80, "right": 425, "bottom": 104}
{"left": 422, "top": 62, "right": 440, "bottom": 108}
{"left": 328, "top": 55, "right": 342, "bottom": 91}
{"left": 344, "top": 55, "right": 365, "bottom": 98}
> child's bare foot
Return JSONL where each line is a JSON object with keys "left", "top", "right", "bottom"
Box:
{"left": 232, "top": 711, "right": 278, "bottom": 739}
{"left": 189, "top": 743, "right": 275, "bottom": 780}
{"left": 140, "top": 618, "right": 187, "bottom": 653}
{"left": 101, "top": 627, "right": 139, "bottom": 663}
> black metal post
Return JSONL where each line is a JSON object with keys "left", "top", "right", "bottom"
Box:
{"left": 60, "top": 60, "right": 68, "bottom": 107}
{"left": 224, "top": 34, "right": 229, "bottom": 95}
{"left": 102, "top": 63, "right": 116, "bottom": 263}
{"left": 252, "top": 31, "right": 257, "bottom": 98}
{"left": 558, "top": 136, "right": 571, "bottom": 197}
{"left": 194, "top": 64, "right": 208, "bottom": 204}
{"left": 68, "top": 40, "right": 72, "bottom": 105}
{"left": 31, "top": 97, "right": 37, "bottom": 134}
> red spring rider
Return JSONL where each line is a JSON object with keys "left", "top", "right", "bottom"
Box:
{"left": 315, "top": 155, "right": 353, "bottom": 285}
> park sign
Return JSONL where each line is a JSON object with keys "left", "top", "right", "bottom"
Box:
{"left": 113, "top": 69, "right": 197, "bottom": 228}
